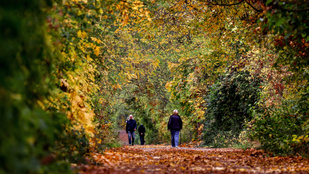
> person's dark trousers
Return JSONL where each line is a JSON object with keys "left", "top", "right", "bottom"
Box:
{"left": 128, "top": 131, "right": 135, "bottom": 145}
{"left": 140, "top": 135, "right": 145, "bottom": 145}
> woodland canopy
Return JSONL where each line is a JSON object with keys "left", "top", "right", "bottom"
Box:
{"left": 0, "top": 0, "right": 308, "bottom": 173}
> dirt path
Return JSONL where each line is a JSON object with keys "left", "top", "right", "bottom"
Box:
{"left": 118, "top": 130, "right": 129, "bottom": 145}
{"left": 77, "top": 145, "right": 309, "bottom": 173}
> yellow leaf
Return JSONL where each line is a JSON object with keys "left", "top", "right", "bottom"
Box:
{"left": 77, "top": 30, "right": 87, "bottom": 39}
{"left": 122, "top": 13, "right": 129, "bottom": 26}
{"left": 87, "top": 55, "right": 93, "bottom": 62}
{"left": 94, "top": 46, "right": 100, "bottom": 56}
{"left": 77, "top": 30, "right": 82, "bottom": 38}
{"left": 37, "top": 100, "right": 45, "bottom": 109}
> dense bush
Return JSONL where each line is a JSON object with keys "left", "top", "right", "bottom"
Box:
{"left": 0, "top": 0, "right": 79, "bottom": 173}
{"left": 203, "top": 70, "right": 261, "bottom": 146}
{"left": 0, "top": 0, "right": 72, "bottom": 173}
{"left": 253, "top": 0, "right": 309, "bottom": 156}
{"left": 250, "top": 91, "right": 309, "bottom": 156}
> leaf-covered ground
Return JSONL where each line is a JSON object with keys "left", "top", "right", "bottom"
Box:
{"left": 76, "top": 145, "right": 309, "bottom": 173}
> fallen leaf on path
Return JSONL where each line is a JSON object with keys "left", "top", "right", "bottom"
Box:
{"left": 78, "top": 145, "right": 309, "bottom": 174}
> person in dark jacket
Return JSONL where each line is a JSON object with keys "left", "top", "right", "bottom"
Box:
{"left": 168, "top": 109, "right": 182, "bottom": 147}
{"left": 138, "top": 124, "right": 146, "bottom": 145}
{"left": 126, "top": 115, "right": 137, "bottom": 145}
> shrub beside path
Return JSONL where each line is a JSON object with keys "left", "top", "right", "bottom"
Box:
{"left": 76, "top": 145, "right": 309, "bottom": 173}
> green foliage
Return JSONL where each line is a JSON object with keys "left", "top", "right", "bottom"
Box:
{"left": 232, "top": 130, "right": 255, "bottom": 150}
{"left": 267, "top": 4, "right": 309, "bottom": 78}
{"left": 250, "top": 91, "right": 309, "bottom": 156}
{"left": 2, "top": 0, "right": 309, "bottom": 169}
{"left": 56, "top": 128, "right": 90, "bottom": 164}
{"left": 204, "top": 69, "right": 261, "bottom": 146}
{"left": 245, "top": 0, "right": 309, "bottom": 156}
{"left": 206, "top": 131, "right": 239, "bottom": 148}
{"left": 0, "top": 0, "right": 71, "bottom": 173}
{"left": 93, "top": 125, "right": 122, "bottom": 150}
{"left": 263, "top": 0, "right": 309, "bottom": 45}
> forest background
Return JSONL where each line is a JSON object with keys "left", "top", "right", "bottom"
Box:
{"left": 1, "top": 0, "right": 308, "bottom": 173}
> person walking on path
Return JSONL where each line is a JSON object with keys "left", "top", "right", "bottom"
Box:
{"left": 126, "top": 115, "right": 137, "bottom": 146}
{"left": 138, "top": 124, "right": 146, "bottom": 145}
{"left": 168, "top": 109, "right": 182, "bottom": 147}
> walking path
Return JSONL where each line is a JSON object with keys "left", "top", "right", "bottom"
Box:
{"left": 118, "top": 130, "right": 129, "bottom": 145}
{"left": 77, "top": 145, "right": 309, "bottom": 173}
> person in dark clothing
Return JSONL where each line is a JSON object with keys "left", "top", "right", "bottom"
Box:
{"left": 168, "top": 109, "right": 182, "bottom": 147}
{"left": 138, "top": 124, "right": 146, "bottom": 145}
{"left": 126, "top": 115, "right": 137, "bottom": 145}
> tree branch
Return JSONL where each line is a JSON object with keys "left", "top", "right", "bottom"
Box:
{"left": 206, "top": 0, "right": 244, "bottom": 7}
{"left": 276, "top": 4, "right": 309, "bottom": 12}
{"left": 244, "top": 0, "right": 263, "bottom": 12}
